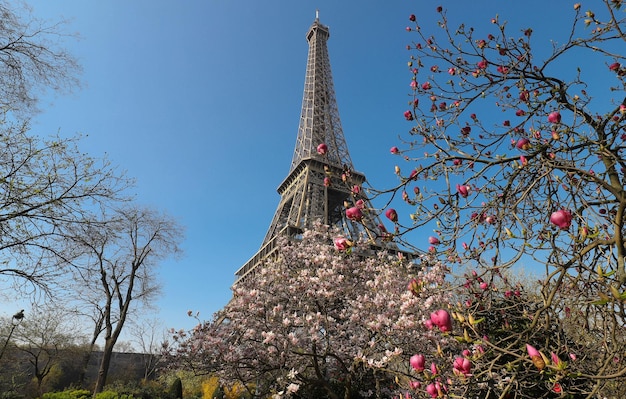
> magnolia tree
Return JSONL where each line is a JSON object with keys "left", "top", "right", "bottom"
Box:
{"left": 166, "top": 223, "right": 456, "bottom": 399}
{"left": 376, "top": 1, "right": 626, "bottom": 397}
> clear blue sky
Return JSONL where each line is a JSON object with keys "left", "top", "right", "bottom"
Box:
{"left": 2, "top": 1, "right": 581, "bottom": 339}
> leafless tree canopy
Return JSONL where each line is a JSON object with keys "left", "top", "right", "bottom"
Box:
{"left": 0, "top": 1, "right": 81, "bottom": 117}
{"left": 66, "top": 206, "right": 183, "bottom": 393}
{"left": 0, "top": 121, "right": 131, "bottom": 296}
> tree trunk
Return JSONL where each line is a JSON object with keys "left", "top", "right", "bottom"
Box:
{"left": 78, "top": 350, "right": 91, "bottom": 387}
{"left": 93, "top": 338, "right": 115, "bottom": 394}
{"left": 79, "top": 316, "right": 104, "bottom": 386}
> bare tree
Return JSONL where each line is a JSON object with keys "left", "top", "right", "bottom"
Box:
{"left": 0, "top": 0, "right": 81, "bottom": 117}
{"left": 11, "top": 305, "right": 83, "bottom": 397}
{"left": 129, "top": 317, "right": 167, "bottom": 381}
{"left": 0, "top": 122, "right": 131, "bottom": 297}
{"left": 68, "top": 206, "right": 183, "bottom": 393}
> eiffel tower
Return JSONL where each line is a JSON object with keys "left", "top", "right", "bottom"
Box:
{"left": 235, "top": 13, "right": 392, "bottom": 283}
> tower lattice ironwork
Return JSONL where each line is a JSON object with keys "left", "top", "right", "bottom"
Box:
{"left": 235, "top": 15, "right": 392, "bottom": 282}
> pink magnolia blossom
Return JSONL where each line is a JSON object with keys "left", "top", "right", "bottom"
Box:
{"left": 520, "top": 155, "right": 528, "bottom": 167}
{"left": 355, "top": 199, "right": 365, "bottom": 209}
{"left": 519, "top": 90, "right": 530, "bottom": 102}
{"left": 428, "top": 236, "right": 440, "bottom": 245}
{"left": 422, "top": 81, "right": 432, "bottom": 90}
{"left": 550, "top": 209, "right": 572, "bottom": 229}
{"left": 526, "top": 344, "right": 540, "bottom": 358}
{"left": 169, "top": 223, "right": 455, "bottom": 399}
{"left": 385, "top": 208, "right": 398, "bottom": 222}
{"left": 316, "top": 143, "right": 328, "bottom": 155}
{"left": 430, "top": 361, "right": 438, "bottom": 375}
{"left": 346, "top": 206, "right": 363, "bottom": 221}
{"left": 407, "top": 278, "right": 421, "bottom": 296}
{"left": 453, "top": 357, "right": 472, "bottom": 377}
{"left": 456, "top": 184, "right": 469, "bottom": 198}
{"left": 409, "top": 354, "right": 425, "bottom": 372}
{"left": 404, "top": 110, "right": 414, "bottom": 121}
{"left": 516, "top": 138, "right": 530, "bottom": 150}
{"left": 323, "top": 177, "right": 331, "bottom": 187}
{"left": 430, "top": 309, "right": 452, "bottom": 332}
{"left": 526, "top": 344, "right": 546, "bottom": 370}
{"left": 409, "top": 381, "right": 421, "bottom": 390}
{"left": 390, "top": 146, "right": 399, "bottom": 154}
{"left": 333, "top": 237, "right": 352, "bottom": 251}
{"left": 548, "top": 111, "right": 562, "bottom": 123}
{"left": 426, "top": 383, "right": 438, "bottom": 398}
{"left": 609, "top": 62, "right": 621, "bottom": 71}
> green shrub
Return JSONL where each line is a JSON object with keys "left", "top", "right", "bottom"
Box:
{"left": 102, "top": 380, "right": 170, "bottom": 399}
{"left": 40, "top": 389, "right": 91, "bottom": 399}
{"left": 168, "top": 378, "right": 182, "bottom": 399}
{"left": 94, "top": 392, "right": 137, "bottom": 399}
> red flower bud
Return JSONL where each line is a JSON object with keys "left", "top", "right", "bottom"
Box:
{"left": 548, "top": 111, "right": 561, "bottom": 124}
{"left": 550, "top": 209, "right": 572, "bottom": 229}
{"left": 526, "top": 344, "right": 545, "bottom": 370}
{"left": 346, "top": 207, "right": 363, "bottom": 221}
{"left": 456, "top": 184, "right": 469, "bottom": 198}
{"left": 516, "top": 138, "right": 530, "bottom": 150}
{"left": 385, "top": 208, "right": 398, "bottom": 222}
{"left": 409, "top": 354, "right": 425, "bottom": 372}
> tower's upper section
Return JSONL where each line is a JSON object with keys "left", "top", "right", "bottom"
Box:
{"left": 289, "top": 16, "right": 353, "bottom": 173}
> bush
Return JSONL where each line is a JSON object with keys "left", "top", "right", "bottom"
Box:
{"left": 41, "top": 389, "right": 91, "bottom": 399}
{"left": 167, "top": 378, "right": 182, "bottom": 399}
{"left": 94, "top": 391, "right": 132, "bottom": 399}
